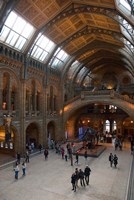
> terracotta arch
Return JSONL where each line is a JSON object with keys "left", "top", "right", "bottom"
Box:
{"left": 25, "top": 122, "right": 42, "bottom": 148}
{"left": 0, "top": 123, "right": 19, "bottom": 156}
{"left": 47, "top": 121, "right": 56, "bottom": 140}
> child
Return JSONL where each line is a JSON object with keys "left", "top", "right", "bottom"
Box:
{"left": 14, "top": 164, "right": 19, "bottom": 180}
{"left": 22, "top": 161, "right": 26, "bottom": 176}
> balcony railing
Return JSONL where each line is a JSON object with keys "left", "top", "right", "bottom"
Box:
{"left": 47, "top": 111, "right": 58, "bottom": 118}
{"left": 65, "top": 90, "right": 134, "bottom": 105}
{"left": 25, "top": 111, "right": 42, "bottom": 117}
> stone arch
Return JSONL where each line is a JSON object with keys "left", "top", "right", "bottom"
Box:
{"left": 26, "top": 77, "right": 43, "bottom": 93}
{"left": 47, "top": 85, "right": 59, "bottom": 113}
{"left": 63, "top": 98, "right": 134, "bottom": 138}
{"left": 26, "top": 78, "right": 43, "bottom": 113}
{"left": 64, "top": 98, "right": 134, "bottom": 121}
{"left": 122, "top": 117, "right": 134, "bottom": 139}
{"left": 0, "top": 67, "right": 20, "bottom": 110}
{"left": 47, "top": 121, "right": 56, "bottom": 140}
{"left": 0, "top": 66, "right": 20, "bottom": 84}
{"left": 25, "top": 122, "right": 42, "bottom": 149}
{"left": 0, "top": 123, "right": 19, "bottom": 156}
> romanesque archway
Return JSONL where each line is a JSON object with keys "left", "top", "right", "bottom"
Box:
{"left": 47, "top": 121, "right": 56, "bottom": 140}
{"left": 64, "top": 102, "right": 129, "bottom": 139}
{"left": 0, "top": 124, "right": 18, "bottom": 155}
{"left": 26, "top": 123, "right": 40, "bottom": 148}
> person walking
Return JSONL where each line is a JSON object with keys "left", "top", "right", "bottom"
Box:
{"left": 25, "top": 151, "right": 30, "bottom": 163}
{"left": 113, "top": 154, "right": 118, "bottom": 168}
{"left": 79, "top": 169, "right": 86, "bottom": 187}
{"left": 61, "top": 147, "right": 65, "bottom": 159}
{"left": 75, "top": 168, "right": 79, "bottom": 187}
{"left": 14, "top": 164, "right": 19, "bottom": 180}
{"left": 64, "top": 147, "right": 68, "bottom": 161}
{"left": 71, "top": 173, "right": 77, "bottom": 192}
{"left": 75, "top": 152, "right": 79, "bottom": 165}
{"left": 84, "top": 150, "right": 88, "bottom": 164}
{"left": 84, "top": 165, "right": 91, "bottom": 185}
{"left": 22, "top": 161, "right": 26, "bottom": 176}
{"left": 109, "top": 153, "right": 114, "bottom": 167}
{"left": 44, "top": 148, "right": 49, "bottom": 160}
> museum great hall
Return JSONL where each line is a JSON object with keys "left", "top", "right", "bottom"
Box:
{"left": 0, "top": 0, "right": 134, "bottom": 156}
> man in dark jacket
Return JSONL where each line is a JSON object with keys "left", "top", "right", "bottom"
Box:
{"left": 84, "top": 165, "right": 91, "bottom": 185}
{"left": 109, "top": 153, "right": 113, "bottom": 167}
{"left": 79, "top": 169, "right": 86, "bottom": 187}
{"left": 71, "top": 173, "right": 77, "bottom": 192}
{"left": 44, "top": 148, "right": 49, "bottom": 160}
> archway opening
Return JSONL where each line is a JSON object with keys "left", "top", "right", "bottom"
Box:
{"left": 65, "top": 103, "right": 128, "bottom": 141}
{"left": 47, "top": 121, "right": 56, "bottom": 140}
{"left": 26, "top": 123, "right": 40, "bottom": 149}
{"left": 0, "top": 125, "right": 15, "bottom": 154}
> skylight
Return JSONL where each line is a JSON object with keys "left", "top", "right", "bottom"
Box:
{"left": 67, "top": 60, "right": 80, "bottom": 79}
{"left": 117, "top": 0, "right": 134, "bottom": 51}
{"left": 76, "top": 66, "right": 88, "bottom": 82}
{"left": 30, "top": 33, "right": 55, "bottom": 62}
{"left": 120, "top": 0, "right": 131, "bottom": 11}
{"left": 51, "top": 48, "right": 69, "bottom": 68}
{"left": 0, "top": 11, "right": 35, "bottom": 51}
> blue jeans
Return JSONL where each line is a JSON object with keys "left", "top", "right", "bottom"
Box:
{"left": 15, "top": 171, "right": 19, "bottom": 179}
{"left": 22, "top": 168, "right": 26, "bottom": 175}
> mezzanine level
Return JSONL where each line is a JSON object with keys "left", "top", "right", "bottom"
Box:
{"left": 64, "top": 90, "right": 134, "bottom": 121}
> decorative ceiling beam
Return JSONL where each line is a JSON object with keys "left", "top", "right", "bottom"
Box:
{"left": 71, "top": 51, "right": 127, "bottom": 83}
{"left": 62, "top": 40, "right": 132, "bottom": 79}
{"left": 72, "top": 40, "right": 122, "bottom": 57}
{"left": 79, "top": 49, "right": 133, "bottom": 67}
{"left": 59, "top": 25, "right": 123, "bottom": 47}
{"left": 68, "top": 52, "right": 132, "bottom": 83}
{"left": 62, "top": 39, "right": 134, "bottom": 81}
{"left": 78, "top": 61, "right": 133, "bottom": 86}
{"left": 24, "top": 3, "right": 134, "bottom": 55}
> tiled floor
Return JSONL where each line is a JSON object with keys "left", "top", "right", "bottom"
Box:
{"left": 0, "top": 143, "right": 132, "bottom": 200}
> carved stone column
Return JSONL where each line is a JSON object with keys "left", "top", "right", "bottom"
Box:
{"left": 19, "top": 80, "right": 26, "bottom": 154}
{"left": 34, "top": 86, "right": 37, "bottom": 112}
{"left": 0, "top": 72, "right": 3, "bottom": 109}
{"left": 28, "top": 91, "right": 31, "bottom": 113}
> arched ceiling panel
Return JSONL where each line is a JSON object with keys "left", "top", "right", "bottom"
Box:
{"left": 76, "top": 58, "right": 131, "bottom": 78}
{"left": 0, "top": 0, "right": 134, "bottom": 85}
{"left": 76, "top": 62, "right": 133, "bottom": 86}
{"left": 14, "top": 0, "right": 134, "bottom": 53}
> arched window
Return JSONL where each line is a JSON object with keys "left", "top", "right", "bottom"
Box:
{"left": 112, "top": 120, "right": 117, "bottom": 132}
{"left": 104, "top": 120, "right": 110, "bottom": 133}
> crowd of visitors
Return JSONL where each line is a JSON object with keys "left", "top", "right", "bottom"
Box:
{"left": 71, "top": 166, "right": 91, "bottom": 192}
{"left": 13, "top": 137, "right": 122, "bottom": 190}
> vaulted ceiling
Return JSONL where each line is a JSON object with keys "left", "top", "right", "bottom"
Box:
{"left": 0, "top": 0, "right": 134, "bottom": 87}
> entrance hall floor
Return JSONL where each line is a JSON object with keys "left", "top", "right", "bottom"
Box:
{"left": 0, "top": 144, "right": 132, "bottom": 200}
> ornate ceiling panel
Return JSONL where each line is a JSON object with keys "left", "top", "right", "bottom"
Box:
{"left": 1, "top": 0, "right": 133, "bottom": 86}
